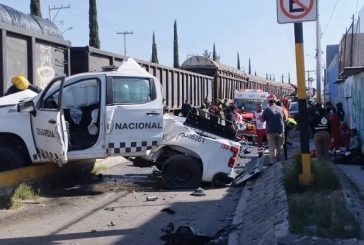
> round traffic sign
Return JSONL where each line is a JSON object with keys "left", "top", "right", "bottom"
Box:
{"left": 280, "top": 0, "right": 314, "bottom": 20}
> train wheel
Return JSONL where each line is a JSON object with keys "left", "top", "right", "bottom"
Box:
{"left": 0, "top": 146, "right": 25, "bottom": 171}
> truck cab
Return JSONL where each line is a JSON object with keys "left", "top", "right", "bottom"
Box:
{"left": 0, "top": 58, "right": 163, "bottom": 169}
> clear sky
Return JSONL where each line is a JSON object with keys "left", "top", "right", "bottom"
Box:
{"left": 1, "top": 0, "right": 363, "bottom": 85}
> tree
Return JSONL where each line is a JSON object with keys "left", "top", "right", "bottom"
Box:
{"left": 151, "top": 31, "right": 159, "bottom": 64}
{"left": 213, "top": 43, "right": 217, "bottom": 61}
{"left": 173, "top": 20, "right": 179, "bottom": 68}
{"left": 30, "top": 0, "right": 42, "bottom": 17}
{"left": 248, "top": 58, "right": 251, "bottom": 74}
{"left": 237, "top": 52, "right": 240, "bottom": 70}
{"left": 202, "top": 50, "right": 211, "bottom": 58}
{"left": 89, "top": 0, "right": 100, "bottom": 49}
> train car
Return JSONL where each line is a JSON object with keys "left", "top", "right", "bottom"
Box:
{"left": 0, "top": 4, "right": 71, "bottom": 95}
{"left": 181, "top": 55, "right": 295, "bottom": 101}
{"left": 70, "top": 46, "right": 213, "bottom": 112}
{"left": 181, "top": 56, "right": 248, "bottom": 100}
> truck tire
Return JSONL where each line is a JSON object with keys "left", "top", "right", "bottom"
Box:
{"left": 0, "top": 146, "right": 26, "bottom": 171}
{"left": 163, "top": 155, "right": 202, "bottom": 189}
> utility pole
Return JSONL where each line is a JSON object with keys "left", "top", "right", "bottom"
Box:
{"left": 117, "top": 31, "right": 134, "bottom": 56}
{"left": 48, "top": 4, "right": 70, "bottom": 22}
{"left": 316, "top": 3, "right": 322, "bottom": 104}
{"left": 306, "top": 70, "right": 316, "bottom": 96}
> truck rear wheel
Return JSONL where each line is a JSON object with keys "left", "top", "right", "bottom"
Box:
{"left": 163, "top": 155, "right": 202, "bottom": 189}
{"left": 0, "top": 146, "right": 26, "bottom": 171}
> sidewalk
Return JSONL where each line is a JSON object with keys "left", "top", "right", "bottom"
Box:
{"left": 229, "top": 135, "right": 364, "bottom": 245}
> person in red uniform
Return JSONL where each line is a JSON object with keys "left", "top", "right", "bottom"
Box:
{"left": 326, "top": 104, "right": 341, "bottom": 150}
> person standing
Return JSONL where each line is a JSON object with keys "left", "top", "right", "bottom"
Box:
{"left": 261, "top": 94, "right": 286, "bottom": 165}
{"left": 276, "top": 101, "right": 289, "bottom": 160}
{"left": 181, "top": 99, "right": 191, "bottom": 117}
{"left": 252, "top": 103, "right": 266, "bottom": 157}
{"left": 311, "top": 108, "right": 331, "bottom": 161}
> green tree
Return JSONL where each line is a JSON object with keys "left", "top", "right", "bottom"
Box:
{"left": 30, "top": 0, "right": 42, "bottom": 17}
{"left": 213, "top": 43, "right": 217, "bottom": 61}
{"left": 202, "top": 50, "right": 211, "bottom": 58}
{"left": 173, "top": 20, "right": 179, "bottom": 68}
{"left": 237, "top": 52, "right": 240, "bottom": 70}
{"left": 89, "top": 0, "right": 100, "bottom": 49}
{"left": 151, "top": 31, "right": 159, "bottom": 64}
{"left": 248, "top": 58, "right": 251, "bottom": 74}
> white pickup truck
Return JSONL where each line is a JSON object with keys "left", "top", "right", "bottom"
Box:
{"left": 0, "top": 58, "right": 240, "bottom": 188}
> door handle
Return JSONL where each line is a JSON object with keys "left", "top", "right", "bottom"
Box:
{"left": 48, "top": 119, "right": 56, "bottom": 124}
{"left": 146, "top": 112, "right": 160, "bottom": 116}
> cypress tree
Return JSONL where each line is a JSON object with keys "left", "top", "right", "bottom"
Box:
{"left": 237, "top": 52, "right": 240, "bottom": 70}
{"left": 151, "top": 32, "right": 159, "bottom": 64}
{"left": 248, "top": 58, "right": 251, "bottom": 74}
{"left": 213, "top": 43, "right": 217, "bottom": 61}
{"left": 173, "top": 20, "right": 179, "bottom": 68}
{"left": 30, "top": 0, "right": 42, "bottom": 17}
{"left": 89, "top": 0, "right": 100, "bottom": 49}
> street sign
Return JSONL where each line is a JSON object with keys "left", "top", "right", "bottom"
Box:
{"left": 277, "top": 0, "right": 317, "bottom": 24}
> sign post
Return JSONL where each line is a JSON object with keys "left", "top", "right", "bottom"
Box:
{"left": 277, "top": 0, "right": 317, "bottom": 185}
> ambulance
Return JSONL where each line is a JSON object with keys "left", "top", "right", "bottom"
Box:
{"left": 233, "top": 89, "right": 269, "bottom": 139}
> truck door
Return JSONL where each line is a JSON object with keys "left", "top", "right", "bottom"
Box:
{"left": 106, "top": 76, "right": 163, "bottom": 156}
{"left": 31, "top": 76, "right": 69, "bottom": 165}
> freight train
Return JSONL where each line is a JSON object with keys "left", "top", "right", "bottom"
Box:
{"left": 0, "top": 3, "right": 295, "bottom": 112}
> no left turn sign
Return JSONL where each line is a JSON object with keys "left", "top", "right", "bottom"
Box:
{"left": 277, "top": 0, "right": 317, "bottom": 24}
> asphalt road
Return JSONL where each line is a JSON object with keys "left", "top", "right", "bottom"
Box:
{"left": 0, "top": 157, "right": 250, "bottom": 245}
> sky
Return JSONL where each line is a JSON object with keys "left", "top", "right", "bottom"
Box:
{"left": 1, "top": 0, "right": 364, "bottom": 86}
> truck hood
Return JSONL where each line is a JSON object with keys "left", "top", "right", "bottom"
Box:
{"left": 0, "top": 90, "right": 38, "bottom": 108}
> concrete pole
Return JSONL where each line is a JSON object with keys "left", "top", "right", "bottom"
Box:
{"left": 316, "top": 1, "right": 322, "bottom": 104}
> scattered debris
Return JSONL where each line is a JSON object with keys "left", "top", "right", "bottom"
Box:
{"left": 91, "top": 229, "right": 97, "bottom": 233}
{"left": 146, "top": 196, "right": 158, "bottom": 201}
{"left": 190, "top": 187, "right": 206, "bottom": 197}
{"left": 108, "top": 221, "right": 115, "bottom": 227}
{"left": 104, "top": 207, "right": 115, "bottom": 211}
{"left": 161, "top": 208, "right": 176, "bottom": 215}
{"left": 160, "top": 225, "right": 212, "bottom": 245}
{"left": 21, "top": 200, "right": 40, "bottom": 204}
{"left": 161, "top": 222, "right": 175, "bottom": 233}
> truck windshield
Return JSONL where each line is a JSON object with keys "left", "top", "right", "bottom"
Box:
{"left": 234, "top": 99, "right": 268, "bottom": 112}
{"left": 111, "top": 77, "right": 155, "bottom": 104}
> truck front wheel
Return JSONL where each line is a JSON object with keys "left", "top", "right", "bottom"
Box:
{"left": 163, "top": 155, "right": 202, "bottom": 189}
{"left": 0, "top": 146, "right": 26, "bottom": 172}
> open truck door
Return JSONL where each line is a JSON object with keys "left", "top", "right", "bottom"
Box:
{"left": 26, "top": 76, "right": 69, "bottom": 165}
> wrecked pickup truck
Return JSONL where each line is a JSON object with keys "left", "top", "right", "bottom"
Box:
{"left": 0, "top": 58, "right": 240, "bottom": 188}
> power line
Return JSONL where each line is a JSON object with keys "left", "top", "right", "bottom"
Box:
{"left": 323, "top": 0, "right": 340, "bottom": 35}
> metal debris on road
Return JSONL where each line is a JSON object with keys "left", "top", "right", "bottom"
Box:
{"left": 146, "top": 196, "right": 158, "bottom": 201}
{"left": 104, "top": 207, "right": 115, "bottom": 211}
{"left": 161, "top": 222, "right": 175, "bottom": 233}
{"left": 108, "top": 221, "right": 115, "bottom": 227}
{"left": 190, "top": 187, "right": 206, "bottom": 196}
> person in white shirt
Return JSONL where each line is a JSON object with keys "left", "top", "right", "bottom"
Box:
{"left": 252, "top": 103, "right": 266, "bottom": 157}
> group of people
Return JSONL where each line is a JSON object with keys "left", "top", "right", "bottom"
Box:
{"left": 311, "top": 101, "right": 361, "bottom": 163}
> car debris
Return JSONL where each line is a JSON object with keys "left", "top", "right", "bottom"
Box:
{"left": 160, "top": 225, "right": 211, "bottom": 245}
{"left": 161, "top": 222, "right": 175, "bottom": 233}
{"left": 161, "top": 208, "right": 176, "bottom": 215}
{"left": 190, "top": 187, "right": 207, "bottom": 197}
{"left": 146, "top": 196, "right": 158, "bottom": 201}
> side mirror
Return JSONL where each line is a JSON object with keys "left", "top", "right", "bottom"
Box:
{"left": 17, "top": 100, "right": 35, "bottom": 114}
